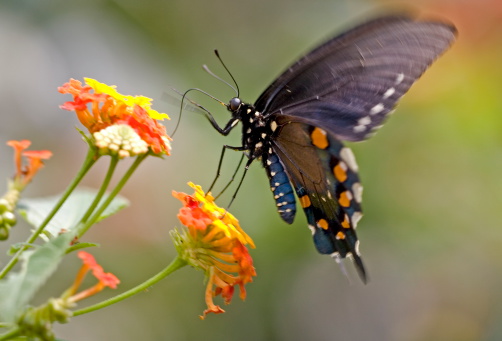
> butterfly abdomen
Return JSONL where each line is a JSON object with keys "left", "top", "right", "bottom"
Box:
{"left": 263, "top": 151, "right": 296, "bottom": 224}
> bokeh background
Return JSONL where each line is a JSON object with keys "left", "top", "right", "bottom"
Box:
{"left": 1, "top": 0, "right": 501, "bottom": 340}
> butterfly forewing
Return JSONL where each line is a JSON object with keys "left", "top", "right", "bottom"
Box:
{"left": 255, "top": 16, "right": 457, "bottom": 141}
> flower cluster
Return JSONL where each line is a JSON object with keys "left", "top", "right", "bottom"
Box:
{"left": 171, "top": 183, "right": 256, "bottom": 319}
{"left": 58, "top": 78, "right": 171, "bottom": 158}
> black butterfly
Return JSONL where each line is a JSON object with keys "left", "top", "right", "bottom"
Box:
{"left": 201, "top": 15, "right": 456, "bottom": 282}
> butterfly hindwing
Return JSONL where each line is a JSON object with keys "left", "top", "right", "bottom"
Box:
{"left": 255, "top": 16, "right": 457, "bottom": 142}
{"left": 269, "top": 116, "right": 366, "bottom": 279}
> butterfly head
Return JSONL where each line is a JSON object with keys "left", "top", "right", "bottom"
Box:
{"left": 228, "top": 97, "right": 242, "bottom": 112}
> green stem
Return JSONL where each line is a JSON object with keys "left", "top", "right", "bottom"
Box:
{"left": 79, "top": 156, "right": 119, "bottom": 224}
{"left": 0, "top": 327, "right": 21, "bottom": 341}
{"left": 0, "top": 148, "right": 98, "bottom": 279}
{"left": 72, "top": 256, "right": 187, "bottom": 316}
{"left": 76, "top": 153, "right": 147, "bottom": 238}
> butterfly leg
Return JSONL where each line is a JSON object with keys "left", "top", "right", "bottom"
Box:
{"left": 208, "top": 144, "right": 247, "bottom": 195}
{"left": 213, "top": 153, "right": 245, "bottom": 199}
{"left": 208, "top": 145, "right": 228, "bottom": 193}
{"left": 225, "top": 158, "right": 254, "bottom": 210}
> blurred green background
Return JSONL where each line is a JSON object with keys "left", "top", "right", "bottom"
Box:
{"left": 1, "top": 0, "right": 502, "bottom": 340}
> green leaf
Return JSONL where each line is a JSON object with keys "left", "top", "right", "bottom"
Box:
{"left": 0, "top": 232, "right": 75, "bottom": 322}
{"left": 65, "top": 242, "right": 99, "bottom": 254}
{"left": 8, "top": 243, "right": 36, "bottom": 256}
{"left": 17, "top": 188, "right": 129, "bottom": 240}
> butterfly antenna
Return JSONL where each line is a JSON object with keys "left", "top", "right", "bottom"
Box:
{"left": 203, "top": 64, "right": 238, "bottom": 97}
{"left": 214, "top": 49, "right": 240, "bottom": 97}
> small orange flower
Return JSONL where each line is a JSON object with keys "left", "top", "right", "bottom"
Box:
{"left": 67, "top": 251, "right": 120, "bottom": 303}
{"left": 171, "top": 183, "right": 256, "bottom": 319}
{"left": 6, "top": 140, "right": 52, "bottom": 187}
{"left": 6, "top": 140, "right": 31, "bottom": 176}
{"left": 59, "top": 78, "right": 171, "bottom": 156}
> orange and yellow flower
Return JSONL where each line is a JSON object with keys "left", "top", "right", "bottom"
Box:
{"left": 171, "top": 183, "right": 256, "bottom": 319}
{"left": 58, "top": 78, "right": 171, "bottom": 156}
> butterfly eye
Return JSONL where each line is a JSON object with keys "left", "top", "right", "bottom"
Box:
{"left": 229, "top": 97, "right": 242, "bottom": 111}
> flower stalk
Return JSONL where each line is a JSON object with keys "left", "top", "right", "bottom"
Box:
{"left": 73, "top": 256, "right": 187, "bottom": 316}
{"left": 0, "top": 147, "right": 96, "bottom": 279}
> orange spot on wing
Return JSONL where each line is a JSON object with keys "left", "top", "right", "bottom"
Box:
{"left": 333, "top": 163, "right": 347, "bottom": 182}
{"left": 339, "top": 191, "right": 351, "bottom": 208}
{"left": 311, "top": 127, "right": 329, "bottom": 149}
{"left": 336, "top": 231, "right": 346, "bottom": 240}
{"left": 299, "top": 195, "right": 311, "bottom": 208}
{"left": 341, "top": 215, "right": 350, "bottom": 229}
{"left": 317, "top": 219, "right": 329, "bottom": 230}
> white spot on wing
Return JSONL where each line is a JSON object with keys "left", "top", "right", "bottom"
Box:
{"left": 270, "top": 121, "right": 278, "bottom": 132}
{"left": 351, "top": 211, "right": 363, "bottom": 228}
{"left": 308, "top": 225, "right": 316, "bottom": 235}
{"left": 358, "top": 116, "right": 371, "bottom": 126}
{"left": 370, "top": 103, "right": 384, "bottom": 115}
{"left": 354, "top": 116, "right": 372, "bottom": 133}
{"left": 395, "top": 73, "right": 405, "bottom": 85}
{"left": 354, "top": 125, "right": 366, "bottom": 133}
{"left": 340, "top": 147, "right": 358, "bottom": 172}
{"left": 383, "top": 87, "right": 395, "bottom": 99}
{"left": 352, "top": 183, "right": 363, "bottom": 203}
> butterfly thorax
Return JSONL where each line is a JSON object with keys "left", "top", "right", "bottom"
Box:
{"left": 235, "top": 102, "right": 272, "bottom": 161}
